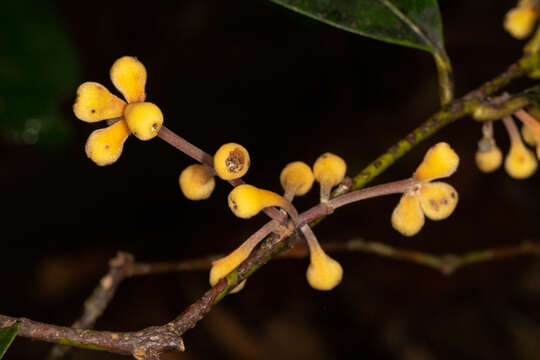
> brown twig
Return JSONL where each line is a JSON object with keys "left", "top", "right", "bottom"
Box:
{"left": 8, "top": 238, "right": 540, "bottom": 358}
{"left": 129, "top": 239, "right": 540, "bottom": 277}
{"left": 1, "top": 315, "right": 184, "bottom": 360}
{"left": 310, "top": 239, "right": 540, "bottom": 275}
{"left": 48, "top": 252, "right": 136, "bottom": 360}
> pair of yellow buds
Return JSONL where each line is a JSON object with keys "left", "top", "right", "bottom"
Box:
{"left": 73, "top": 56, "right": 164, "bottom": 166}
{"left": 504, "top": 0, "right": 539, "bottom": 39}
{"left": 475, "top": 109, "right": 540, "bottom": 179}
{"left": 179, "top": 143, "right": 250, "bottom": 200}
{"left": 210, "top": 153, "right": 348, "bottom": 292}
{"left": 391, "top": 143, "right": 459, "bottom": 237}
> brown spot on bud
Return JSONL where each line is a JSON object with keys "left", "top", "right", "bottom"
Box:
{"left": 226, "top": 148, "right": 246, "bottom": 174}
{"left": 429, "top": 198, "right": 439, "bottom": 211}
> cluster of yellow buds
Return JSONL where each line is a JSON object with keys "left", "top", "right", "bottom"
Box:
{"left": 474, "top": 108, "right": 540, "bottom": 179}
{"left": 73, "top": 57, "right": 164, "bottom": 166}
{"left": 391, "top": 143, "right": 459, "bottom": 236}
{"left": 504, "top": 0, "right": 539, "bottom": 39}
{"left": 178, "top": 143, "right": 250, "bottom": 200}
{"left": 209, "top": 152, "right": 346, "bottom": 292}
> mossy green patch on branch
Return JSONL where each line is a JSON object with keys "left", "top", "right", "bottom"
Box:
{"left": 57, "top": 337, "right": 108, "bottom": 352}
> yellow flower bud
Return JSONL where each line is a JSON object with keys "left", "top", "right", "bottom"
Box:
{"left": 413, "top": 142, "right": 459, "bottom": 182}
{"left": 306, "top": 244, "right": 343, "bottom": 291}
{"left": 124, "top": 102, "right": 164, "bottom": 140}
{"left": 418, "top": 182, "right": 458, "bottom": 221}
{"left": 228, "top": 184, "right": 287, "bottom": 219}
{"left": 110, "top": 56, "right": 147, "bottom": 103}
{"left": 280, "top": 161, "right": 314, "bottom": 197}
{"left": 504, "top": 6, "right": 539, "bottom": 39}
{"left": 313, "top": 152, "right": 347, "bottom": 202}
{"left": 73, "top": 82, "right": 126, "bottom": 123}
{"left": 209, "top": 247, "right": 249, "bottom": 287}
{"left": 85, "top": 120, "right": 130, "bottom": 166}
{"left": 179, "top": 164, "right": 215, "bottom": 200}
{"left": 391, "top": 194, "right": 425, "bottom": 237}
{"left": 214, "top": 143, "right": 250, "bottom": 180}
{"left": 521, "top": 124, "right": 537, "bottom": 146}
{"left": 475, "top": 138, "right": 503, "bottom": 173}
{"left": 313, "top": 152, "right": 347, "bottom": 188}
{"left": 504, "top": 141, "right": 538, "bottom": 179}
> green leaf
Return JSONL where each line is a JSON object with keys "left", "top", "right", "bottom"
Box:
{"left": 0, "top": 322, "right": 20, "bottom": 359}
{"left": 268, "top": 0, "right": 445, "bottom": 54}
{"left": 0, "top": 0, "right": 80, "bottom": 147}
{"left": 268, "top": 0, "right": 455, "bottom": 105}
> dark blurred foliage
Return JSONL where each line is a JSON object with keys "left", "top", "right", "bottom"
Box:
{"left": 0, "top": 0, "right": 79, "bottom": 147}
{"left": 2, "top": 0, "right": 540, "bottom": 359}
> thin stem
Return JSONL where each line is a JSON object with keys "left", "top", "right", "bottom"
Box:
{"left": 329, "top": 178, "right": 416, "bottom": 210}
{"left": 317, "top": 239, "right": 540, "bottom": 275}
{"left": 502, "top": 115, "right": 522, "bottom": 144}
{"left": 433, "top": 51, "right": 455, "bottom": 106}
{"left": 482, "top": 120, "right": 494, "bottom": 138}
{"left": 319, "top": 182, "right": 332, "bottom": 203}
{"left": 277, "top": 196, "right": 301, "bottom": 226}
{"left": 515, "top": 109, "right": 540, "bottom": 139}
{"left": 158, "top": 126, "right": 213, "bottom": 166}
{"left": 283, "top": 186, "right": 297, "bottom": 203}
{"left": 222, "top": 220, "right": 280, "bottom": 265}
{"left": 300, "top": 224, "right": 322, "bottom": 256}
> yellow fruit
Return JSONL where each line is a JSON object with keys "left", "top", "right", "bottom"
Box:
{"left": 306, "top": 244, "right": 343, "bottom": 291}
{"left": 313, "top": 153, "right": 347, "bottom": 188}
{"left": 280, "top": 161, "right": 314, "bottom": 197}
{"left": 124, "top": 102, "right": 164, "bottom": 140}
{"left": 110, "top": 56, "right": 147, "bottom": 103}
{"left": 391, "top": 194, "right": 425, "bottom": 237}
{"left": 214, "top": 143, "right": 250, "bottom": 180}
{"left": 228, "top": 184, "right": 285, "bottom": 219}
{"left": 413, "top": 142, "right": 459, "bottom": 182}
{"left": 73, "top": 82, "right": 126, "bottom": 123}
{"left": 85, "top": 120, "right": 130, "bottom": 166}
{"left": 504, "top": 142, "right": 538, "bottom": 179}
{"left": 504, "top": 6, "right": 538, "bottom": 39}
{"left": 418, "top": 182, "right": 458, "bottom": 221}
{"left": 179, "top": 164, "right": 215, "bottom": 200}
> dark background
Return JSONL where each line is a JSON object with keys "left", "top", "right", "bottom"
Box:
{"left": 2, "top": 0, "right": 540, "bottom": 359}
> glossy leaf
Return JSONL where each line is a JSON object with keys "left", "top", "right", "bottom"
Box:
{"left": 0, "top": 0, "right": 80, "bottom": 147}
{"left": 268, "top": 0, "right": 445, "bottom": 54}
{"left": 0, "top": 322, "right": 20, "bottom": 359}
